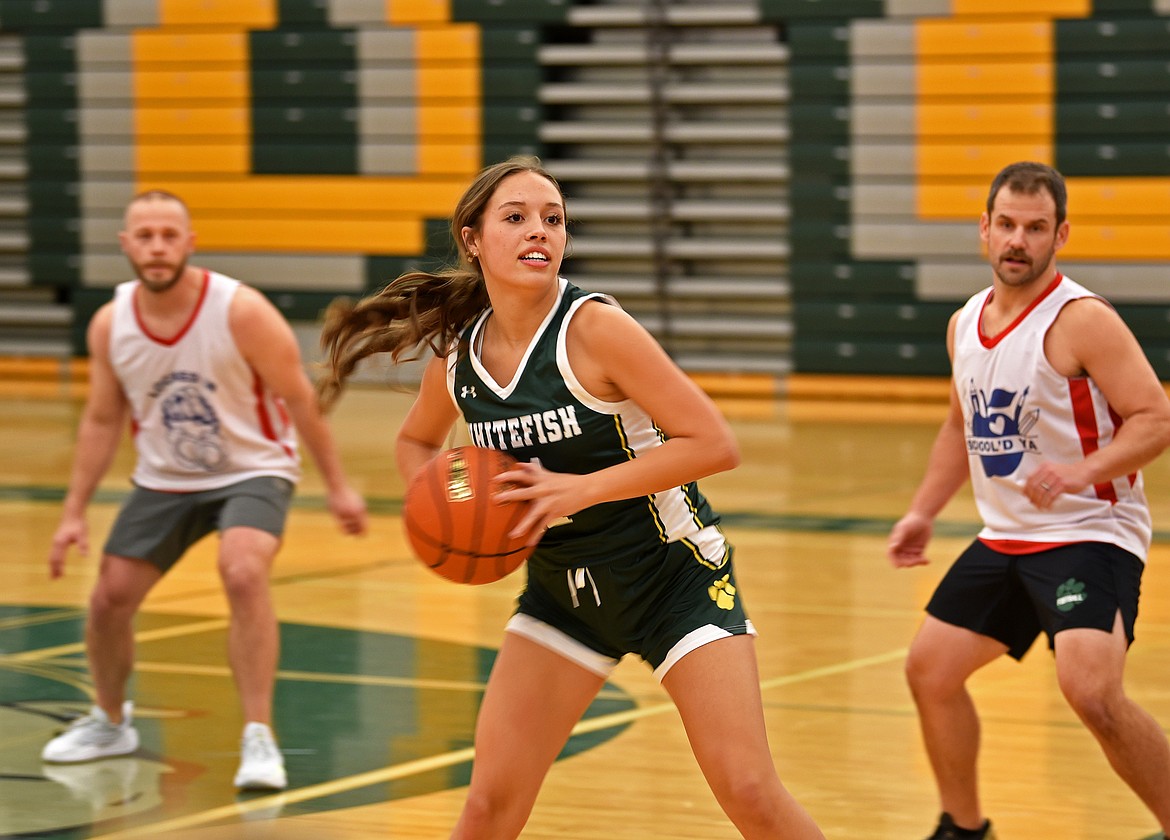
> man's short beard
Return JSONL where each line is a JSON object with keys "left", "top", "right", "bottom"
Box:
{"left": 134, "top": 258, "right": 188, "bottom": 293}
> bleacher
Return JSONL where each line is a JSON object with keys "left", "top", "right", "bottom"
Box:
{"left": 540, "top": 1, "right": 790, "bottom": 375}
{"left": 1, "top": 0, "right": 1169, "bottom": 388}
{"left": 0, "top": 0, "right": 792, "bottom": 387}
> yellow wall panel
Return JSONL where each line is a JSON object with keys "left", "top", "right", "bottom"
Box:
{"left": 132, "top": 32, "right": 248, "bottom": 65}
{"left": 159, "top": 0, "right": 276, "bottom": 27}
{"left": 1068, "top": 178, "right": 1170, "bottom": 219}
{"left": 1061, "top": 224, "right": 1170, "bottom": 261}
{"left": 161, "top": 177, "right": 469, "bottom": 215}
{"left": 136, "top": 107, "right": 249, "bottom": 138}
{"left": 917, "top": 20, "right": 1051, "bottom": 58}
{"left": 416, "top": 25, "right": 480, "bottom": 61}
{"left": 193, "top": 218, "right": 423, "bottom": 253}
{"left": 916, "top": 62, "right": 1052, "bottom": 98}
{"left": 418, "top": 106, "right": 480, "bottom": 137}
{"left": 918, "top": 183, "right": 989, "bottom": 219}
{"left": 388, "top": 0, "right": 450, "bottom": 24}
{"left": 417, "top": 67, "right": 479, "bottom": 99}
{"left": 136, "top": 142, "right": 249, "bottom": 175}
{"left": 917, "top": 103, "right": 1051, "bottom": 138}
{"left": 134, "top": 71, "right": 250, "bottom": 101}
{"left": 918, "top": 143, "right": 1054, "bottom": 179}
{"left": 418, "top": 143, "right": 481, "bottom": 175}
{"left": 951, "top": 0, "right": 1089, "bottom": 15}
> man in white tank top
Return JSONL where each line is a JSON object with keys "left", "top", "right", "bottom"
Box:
{"left": 41, "top": 191, "right": 368, "bottom": 791}
{"left": 888, "top": 162, "right": 1170, "bottom": 840}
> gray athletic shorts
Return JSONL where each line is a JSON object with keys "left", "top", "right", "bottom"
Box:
{"left": 509, "top": 526, "right": 757, "bottom": 682}
{"left": 103, "top": 476, "right": 295, "bottom": 572}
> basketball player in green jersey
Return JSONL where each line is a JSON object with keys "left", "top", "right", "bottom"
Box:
{"left": 317, "top": 156, "right": 824, "bottom": 840}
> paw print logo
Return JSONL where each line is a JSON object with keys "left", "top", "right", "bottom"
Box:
{"left": 708, "top": 574, "right": 736, "bottom": 611}
{"left": 1055, "top": 578, "right": 1087, "bottom": 613}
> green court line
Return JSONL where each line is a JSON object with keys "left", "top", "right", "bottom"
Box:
{"left": 0, "top": 482, "right": 982, "bottom": 540}
{"left": 12, "top": 481, "right": 1170, "bottom": 543}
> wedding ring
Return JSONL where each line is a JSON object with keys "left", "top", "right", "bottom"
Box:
{"left": 1040, "top": 482, "right": 1051, "bottom": 491}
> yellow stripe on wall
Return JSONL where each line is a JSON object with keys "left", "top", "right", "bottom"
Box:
{"left": 916, "top": 61, "right": 1052, "bottom": 99}
{"left": 918, "top": 143, "right": 1054, "bottom": 178}
{"left": 133, "top": 70, "right": 251, "bottom": 102}
{"left": 388, "top": 0, "right": 451, "bottom": 25}
{"left": 917, "top": 182, "right": 987, "bottom": 220}
{"left": 417, "top": 25, "right": 480, "bottom": 60}
{"left": 417, "top": 66, "right": 481, "bottom": 99}
{"left": 1061, "top": 224, "right": 1170, "bottom": 261}
{"left": 951, "top": 0, "right": 1089, "bottom": 15}
{"left": 190, "top": 217, "right": 424, "bottom": 253}
{"left": 916, "top": 19, "right": 1052, "bottom": 57}
{"left": 135, "top": 107, "right": 250, "bottom": 138}
{"left": 417, "top": 144, "right": 481, "bottom": 175}
{"left": 145, "top": 178, "right": 470, "bottom": 214}
{"left": 132, "top": 31, "right": 250, "bottom": 64}
{"left": 134, "top": 107, "right": 481, "bottom": 140}
{"left": 137, "top": 143, "right": 250, "bottom": 175}
{"left": 920, "top": 177, "right": 1170, "bottom": 221}
{"left": 418, "top": 106, "right": 481, "bottom": 137}
{"left": 159, "top": 0, "right": 276, "bottom": 27}
{"left": 1069, "top": 178, "right": 1170, "bottom": 219}
{"left": 917, "top": 103, "right": 1050, "bottom": 139}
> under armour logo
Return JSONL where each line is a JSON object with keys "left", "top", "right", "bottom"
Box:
{"left": 461, "top": 386, "right": 477, "bottom": 398}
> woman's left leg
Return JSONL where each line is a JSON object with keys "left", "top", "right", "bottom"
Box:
{"left": 451, "top": 631, "right": 606, "bottom": 840}
{"left": 662, "top": 635, "right": 825, "bottom": 840}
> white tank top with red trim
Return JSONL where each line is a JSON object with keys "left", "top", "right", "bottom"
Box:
{"left": 953, "top": 273, "right": 1151, "bottom": 560}
{"left": 109, "top": 270, "right": 301, "bottom": 491}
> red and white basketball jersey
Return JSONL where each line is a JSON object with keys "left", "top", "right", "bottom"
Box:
{"left": 953, "top": 273, "right": 1151, "bottom": 560}
{"left": 109, "top": 270, "right": 301, "bottom": 491}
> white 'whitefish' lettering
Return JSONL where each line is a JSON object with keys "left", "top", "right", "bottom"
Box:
{"left": 467, "top": 405, "right": 581, "bottom": 451}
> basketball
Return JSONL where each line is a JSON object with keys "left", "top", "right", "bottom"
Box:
{"left": 402, "top": 446, "right": 535, "bottom": 585}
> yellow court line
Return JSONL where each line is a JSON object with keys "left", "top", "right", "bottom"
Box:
{"left": 3, "top": 618, "right": 230, "bottom": 663}
{"left": 0, "top": 608, "right": 86, "bottom": 631}
{"left": 89, "top": 645, "right": 908, "bottom": 839}
{"left": 119, "top": 660, "right": 631, "bottom": 701}
{"left": 759, "top": 647, "right": 907, "bottom": 690}
{"left": 132, "top": 660, "right": 491, "bottom": 692}
{"left": 123, "top": 659, "right": 631, "bottom": 701}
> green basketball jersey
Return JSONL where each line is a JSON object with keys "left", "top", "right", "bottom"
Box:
{"left": 448, "top": 279, "right": 724, "bottom": 571}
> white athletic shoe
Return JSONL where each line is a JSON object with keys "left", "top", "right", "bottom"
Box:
{"left": 42, "top": 702, "right": 140, "bottom": 763}
{"left": 233, "top": 722, "right": 287, "bottom": 790}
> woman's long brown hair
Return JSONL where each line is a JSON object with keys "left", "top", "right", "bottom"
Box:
{"left": 315, "top": 155, "right": 564, "bottom": 410}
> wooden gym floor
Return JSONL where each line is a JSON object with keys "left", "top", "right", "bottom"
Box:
{"left": 3, "top": 369, "right": 1170, "bottom": 839}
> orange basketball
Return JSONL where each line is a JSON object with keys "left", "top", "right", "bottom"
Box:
{"left": 402, "top": 446, "right": 535, "bottom": 585}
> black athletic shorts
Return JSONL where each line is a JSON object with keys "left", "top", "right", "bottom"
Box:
{"left": 926, "top": 539, "right": 1143, "bottom": 660}
{"left": 510, "top": 525, "right": 756, "bottom": 681}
